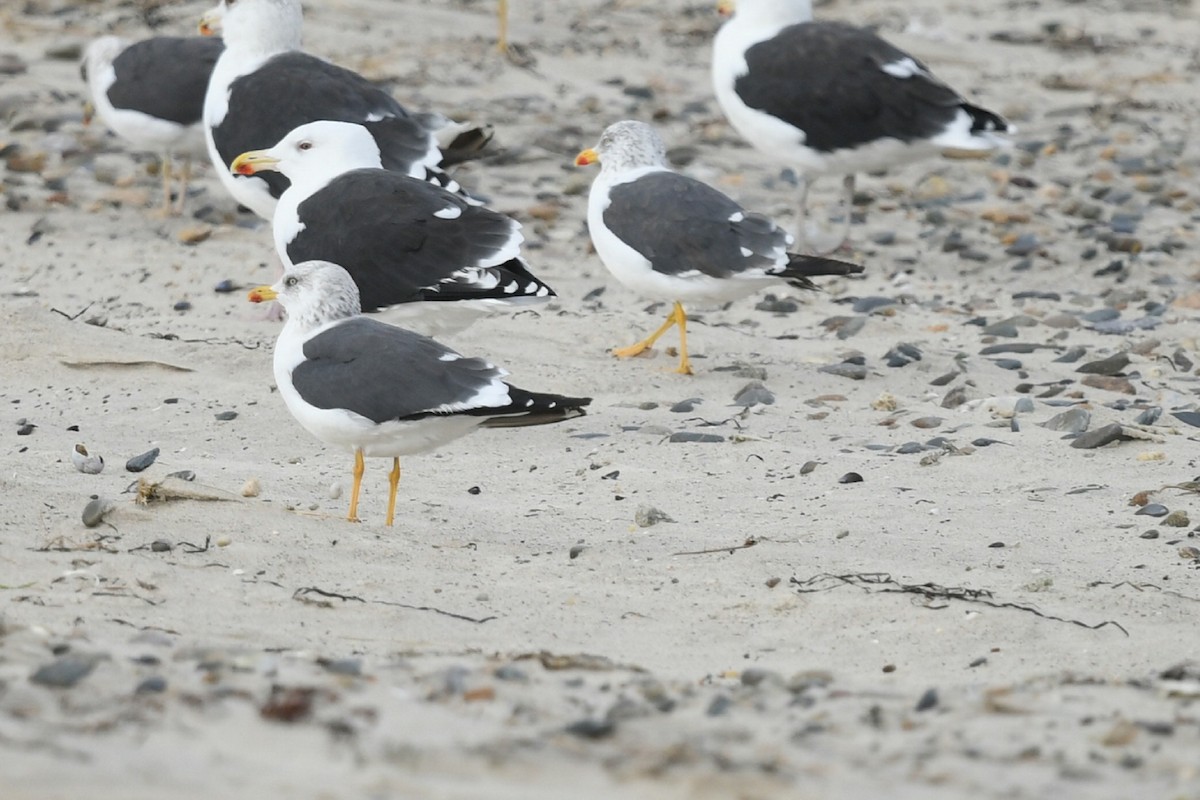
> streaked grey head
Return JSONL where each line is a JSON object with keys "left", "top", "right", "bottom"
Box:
{"left": 274, "top": 260, "right": 362, "bottom": 330}
{"left": 594, "top": 120, "right": 669, "bottom": 172}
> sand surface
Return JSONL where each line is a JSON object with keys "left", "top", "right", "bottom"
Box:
{"left": 2, "top": 0, "right": 1200, "bottom": 797}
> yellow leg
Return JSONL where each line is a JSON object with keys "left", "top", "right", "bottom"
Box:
{"left": 156, "top": 154, "right": 173, "bottom": 217}
{"left": 673, "top": 302, "right": 693, "bottom": 375}
{"left": 613, "top": 301, "right": 693, "bottom": 374}
{"left": 347, "top": 449, "right": 365, "bottom": 522}
{"left": 385, "top": 457, "right": 401, "bottom": 527}
{"left": 497, "top": 0, "right": 508, "bottom": 52}
{"left": 173, "top": 157, "right": 192, "bottom": 216}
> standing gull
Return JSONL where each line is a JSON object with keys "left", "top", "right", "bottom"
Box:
{"left": 82, "top": 35, "right": 224, "bottom": 215}
{"left": 200, "top": 0, "right": 489, "bottom": 219}
{"left": 576, "top": 120, "right": 862, "bottom": 375}
{"left": 230, "top": 121, "right": 554, "bottom": 335}
{"left": 248, "top": 261, "right": 590, "bottom": 527}
{"left": 712, "top": 0, "right": 1013, "bottom": 250}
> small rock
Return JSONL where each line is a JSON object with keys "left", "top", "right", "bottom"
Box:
{"left": 733, "top": 381, "right": 775, "bottom": 407}
{"left": 819, "top": 362, "right": 868, "bottom": 380}
{"left": 213, "top": 279, "right": 238, "bottom": 293}
{"left": 668, "top": 432, "right": 724, "bottom": 443}
{"left": 177, "top": 225, "right": 213, "bottom": 245}
{"left": 1081, "top": 375, "right": 1135, "bottom": 395}
{"left": 150, "top": 540, "right": 173, "bottom": 552}
{"left": 81, "top": 498, "right": 113, "bottom": 528}
{"left": 1070, "top": 423, "right": 1132, "bottom": 449}
{"left": 1040, "top": 408, "right": 1090, "bottom": 433}
{"left": 564, "top": 719, "right": 615, "bottom": 739}
{"left": 240, "top": 477, "right": 261, "bottom": 498}
{"left": 911, "top": 417, "right": 943, "bottom": 429}
{"left": 838, "top": 472, "right": 863, "bottom": 484}
{"left": 799, "top": 461, "right": 819, "bottom": 475}
{"left": 214, "top": 411, "right": 238, "bottom": 421}
{"left": 1171, "top": 411, "right": 1200, "bottom": 429}
{"left": 635, "top": 505, "right": 674, "bottom": 527}
{"left": 1077, "top": 353, "right": 1130, "bottom": 376}
{"left": 125, "top": 447, "right": 160, "bottom": 473}
{"left": 135, "top": 676, "right": 168, "bottom": 694}
{"left": 915, "top": 688, "right": 939, "bottom": 712}
{"left": 1163, "top": 510, "right": 1189, "bottom": 527}
{"left": 30, "top": 654, "right": 101, "bottom": 688}
{"left": 1139, "top": 529, "right": 1159, "bottom": 540}
{"left": 1134, "top": 504, "right": 1168, "bottom": 518}
{"left": 670, "top": 398, "right": 701, "bottom": 413}
{"left": 216, "top": 535, "right": 232, "bottom": 547}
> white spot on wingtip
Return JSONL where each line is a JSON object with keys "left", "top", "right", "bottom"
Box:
{"left": 881, "top": 57, "right": 923, "bottom": 79}
{"left": 525, "top": 399, "right": 534, "bottom": 407}
{"left": 438, "top": 353, "right": 461, "bottom": 361}
{"left": 525, "top": 281, "right": 539, "bottom": 293}
{"left": 729, "top": 211, "right": 745, "bottom": 223}
{"left": 740, "top": 247, "right": 753, "bottom": 257}
{"left": 433, "top": 206, "right": 462, "bottom": 220}
{"left": 504, "top": 280, "right": 518, "bottom": 293}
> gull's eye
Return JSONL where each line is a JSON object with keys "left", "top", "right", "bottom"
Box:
{"left": 298, "top": 141, "right": 313, "bottom": 151}
{"left": 285, "top": 276, "right": 299, "bottom": 287}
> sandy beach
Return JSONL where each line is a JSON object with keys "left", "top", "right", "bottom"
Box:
{"left": 2, "top": 0, "right": 1199, "bottom": 797}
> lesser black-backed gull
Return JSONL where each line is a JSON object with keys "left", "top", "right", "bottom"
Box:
{"left": 82, "top": 35, "right": 224, "bottom": 215}
{"left": 199, "top": 0, "right": 489, "bottom": 219}
{"left": 712, "top": 0, "right": 1013, "bottom": 250}
{"left": 230, "top": 121, "right": 554, "bottom": 335}
{"left": 576, "top": 120, "right": 863, "bottom": 375}
{"left": 248, "top": 260, "right": 590, "bottom": 526}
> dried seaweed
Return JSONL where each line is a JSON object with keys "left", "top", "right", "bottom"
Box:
{"left": 791, "top": 572, "right": 1128, "bottom": 635}
{"left": 1088, "top": 580, "right": 1200, "bottom": 604}
{"left": 292, "top": 586, "right": 495, "bottom": 624}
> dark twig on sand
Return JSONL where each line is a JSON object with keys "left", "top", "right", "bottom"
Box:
{"left": 791, "top": 572, "right": 1128, "bottom": 636}
{"left": 293, "top": 586, "right": 496, "bottom": 624}
{"left": 673, "top": 537, "right": 758, "bottom": 556}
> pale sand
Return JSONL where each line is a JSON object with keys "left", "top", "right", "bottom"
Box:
{"left": 2, "top": 0, "right": 1199, "bottom": 797}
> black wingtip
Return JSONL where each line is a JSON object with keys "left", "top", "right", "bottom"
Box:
{"left": 784, "top": 254, "right": 865, "bottom": 277}
{"left": 962, "top": 102, "right": 1014, "bottom": 136}
{"left": 479, "top": 391, "right": 591, "bottom": 429}
{"left": 438, "top": 126, "right": 496, "bottom": 167}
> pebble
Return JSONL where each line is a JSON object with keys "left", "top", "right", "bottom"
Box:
{"left": 1171, "top": 411, "right": 1200, "bottom": 428}
{"left": 1054, "top": 346, "right": 1087, "bottom": 364}
{"left": 319, "top": 658, "right": 363, "bottom": 677}
{"left": 941, "top": 386, "right": 970, "bottom": 409}
{"left": 754, "top": 294, "right": 798, "bottom": 314}
{"left": 1005, "top": 233, "right": 1039, "bottom": 256}
{"left": 150, "top": 540, "right": 173, "bottom": 552}
{"left": 819, "top": 362, "right": 868, "bottom": 380}
{"left": 81, "top": 498, "right": 113, "bottom": 528}
{"left": 1081, "top": 375, "right": 1135, "bottom": 395}
{"left": 215, "top": 411, "right": 238, "bottom": 421}
{"left": 216, "top": 535, "right": 232, "bottom": 547}
{"left": 799, "top": 461, "right": 819, "bottom": 475}
{"left": 214, "top": 279, "right": 238, "bottom": 293}
{"left": 635, "top": 505, "right": 674, "bottom": 527}
{"left": 821, "top": 315, "right": 867, "bottom": 339}
{"left": 1163, "top": 511, "right": 1189, "bottom": 527}
{"left": 30, "top": 654, "right": 101, "bottom": 688}
{"left": 838, "top": 472, "right": 863, "bottom": 484}
{"left": 172, "top": 301, "right": 192, "bottom": 312}
{"left": 1135, "top": 504, "right": 1168, "bottom": 518}
{"left": 494, "top": 665, "right": 528, "bottom": 682}
{"left": 71, "top": 444, "right": 104, "bottom": 474}
{"left": 1040, "top": 408, "right": 1090, "bottom": 433}
{"left": 895, "top": 442, "right": 928, "bottom": 455}
{"left": 732, "top": 381, "right": 775, "bottom": 407}
{"left": 911, "top": 417, "right": 943, "bottom": 429}
{"left": 991, "top": 358, "right": 1023, "bottom": 370}
{"left": 706, "top": 694, "right": 733, "bottom": 716}
{"left": 915, "top": 688, "right": 939, "bottom": 712}
{"left": 980, "top": 343, "right": 1041, "bottom": 355}
{"left": 1077, "top": 353, "right": 1130, "bottom": 375}
{"left": 852, "top": 296, "right": 896, "bottom": 314}
{"left": 17, "top": 423, "right": 36, "bottom": 436}
{"left": 1135, "top": 407, "right": 1162, "bottom": 426}
{"left": 1139, "top": 530, "right": 1159, "bottom": 540}
{"left": 125, "top": 447, "right": 160, "bottom": 473}
{"left": 135, "top": 676, "right": 168, "bottom": 694}
{"left": 668, "top": 432, "right": 724, "bottom": 443}
{"left": 740, "top": 668, "right": 782, "bottom": 688}
{"left": 241, "top": 477, "right": 261, "bottom": 497}
{"left": 565, "top": 719, "right": 615, "bottom": 739}
{"left": 1070, "top": 423, "right": 1132, "bottom": 449}
{"left": 1042, "top": 312, "right": 1080, "bottom": 329}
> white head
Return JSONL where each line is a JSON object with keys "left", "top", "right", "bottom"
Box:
{"left": 576, "top": 120, "right": 670, "bottom": 174}
{"left": 200, "top": 0, "right": 303, "bottom": 55}
{"left": 229, "top": 121, "right": 384, "bottom": 193}
{"left": 720, "top": 0, "right": 813, "bottom": 27}
{"left": 249, "top": 260, "right": 362, "bottom": 331}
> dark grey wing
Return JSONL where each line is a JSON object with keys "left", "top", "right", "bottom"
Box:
{"left": 603, "top": 171, "right": 791, "bottom": 279}
{"left": 287, "top": 170, "right": 552, "bottom": 311}
{"left": 736, "top": 21, "right": 969, "bottom": 152}
{"left": 212, "top": 52, "right": 441, "bottom": 199}
{"left": 108, "top": 36, "right": 224, "bottom": 125}
{"left": 292, "top": 318, "right": 589, "bottom": 425}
